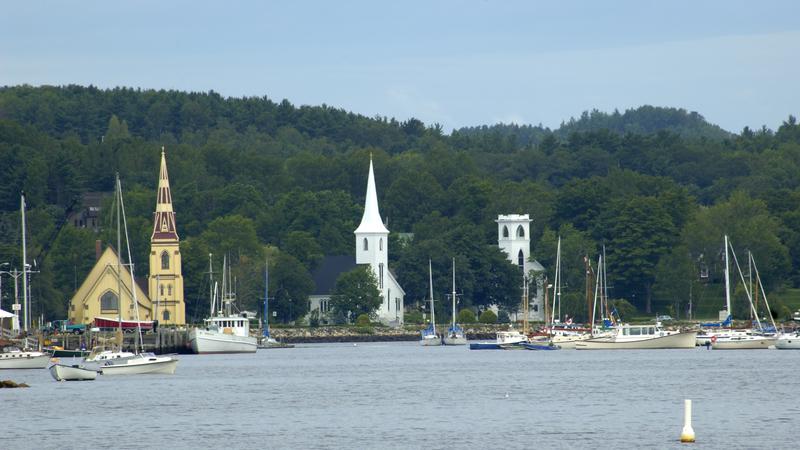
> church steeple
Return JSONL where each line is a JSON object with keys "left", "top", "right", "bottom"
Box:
{"left": 355, "top": 156, "right": 389, "bottom": 234}
{"left": 151, "top": 147, "right": 179, "bottom": 241}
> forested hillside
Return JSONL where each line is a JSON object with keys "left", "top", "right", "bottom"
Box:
{"left": 1, "top": 85, "right": 799, "bottom": 324}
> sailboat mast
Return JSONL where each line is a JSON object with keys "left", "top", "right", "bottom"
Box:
{"left": 451, "top": 258, "right": 456, "bottom": 328}
{"left": 552, "top": 236, "right": 561, "bottom": 325}
{"left": 116, "top": 174, "right": 123, "bottom": 337}
{"left": 724, "top": 235, "right": 731, "bottom": 325}
{"left": 264, "top": 258, "right": 270, "bottom": 338}
{"left": 20, "top": 194, "right": 29, "bottom": 332}
{"left": 208, "top": 253, "right": 214, "bottom": 316}
{"left": 585, "top": 255, "right": 592, "bottom": 328}
{"left": 429, "top": 259, "right": 435, "bottom": 335}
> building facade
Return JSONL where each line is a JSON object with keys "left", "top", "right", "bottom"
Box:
{"left": 497, "top": 214, "right": 544, "bottom": 321}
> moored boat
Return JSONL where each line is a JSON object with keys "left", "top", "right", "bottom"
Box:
{"left": 775, "top": 332, "right": 800, "bottom": 350}
{"left": 0, "top": 347, "right": 51, "bottom": 369}
{"left": 420, "top": 260, "right": 442, "bottom": 346}
{"left": 575, "top": 323, "right": 697, "bottom": 350}
{"left": 49, "top": 363, "right": 97, "bottom": 381}
{"left": 100, "top": 353, "right": 178, "bottom": 375}
{"left": 469, "top": 329, "right": 529, "bottom": 350}
{"left": 442, "top": 258, "right": 467, "bottom": 346}
{"left": 711, "top": 334, "right": 776, "bottom": 350}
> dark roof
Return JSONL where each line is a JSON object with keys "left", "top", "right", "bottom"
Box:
{"left": 311, "top": 255, "right": 357, "bottom": 295}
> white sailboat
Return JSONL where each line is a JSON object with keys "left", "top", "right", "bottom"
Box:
{"left": 188, "top": 254, "right": 257, "bottom": 354}
{"left": 420, "top": 260, "right": 442, "bottom": 346}
{"left": 258, "top": 259, "right": 292, "bottom": 349}
{"left": 99, "top": 174, "right": 178, "bottom": 375}
{"left": 775, "top": 331, "right": 800, "bottom": 350}
{"left": 0, "top": 347, "right": 51, "bottom": 369}
{"left": 443, "top": 258, "right": 467, "bottom": 345}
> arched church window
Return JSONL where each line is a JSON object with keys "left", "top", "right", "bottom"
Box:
{"left": 518, "top": 249, "right": 525, "bottom": 269}
{"left": 163, "top": 310, "right": 171, "bottom": 321}
{"left": 161, "top": 251, "right": 170, "bottom": 270}
{"left": 502, "top": 226, "right": 509, "bottom": 238}
{"left": 379, "top": 263, "right": 384, "bottom": 290}
{"left": 363, "top": 238, "right": 369, "bottom": 251}
{"left": 516, "top": 225, "right": 525, "bottom": 238}
{"left": 101, "top": 291, "right": 118, "bottom": 311}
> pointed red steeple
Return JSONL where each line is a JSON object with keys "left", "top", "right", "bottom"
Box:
{"left": 151, "top": 147, "right": 179, "bottom": 241}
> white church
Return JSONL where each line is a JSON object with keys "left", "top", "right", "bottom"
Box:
{"left": 308, "top": 157, "right": 405, "bottom": 326}
{"left": 496, "top": 214, "right": 545, "bottom": 321}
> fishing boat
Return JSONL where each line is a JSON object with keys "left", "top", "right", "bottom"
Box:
{"left": 49, "top": 363, "right": 97, "bottom": 381}
{"left": 775, "top": 331, "right": 800, "bottom": 350}
{"left": 0, "top": 347, "right": 51, "bottom": 369}
{"left": 420, "top": 260, "right": 442, "bottom": 346}
{"left": 189, "top": 254, "right": 257, "bottom": 354}
{"left": 98, "top": 174, "right": 179, "bottom": 375}
{"left": 575, "top": 323, "right": 697, "bottom": 350}
{"left": 442, "top": 258, "right": 467, "bottom": 346}
{"left": 257, "top": 260, "right": 293, "bottom": 349}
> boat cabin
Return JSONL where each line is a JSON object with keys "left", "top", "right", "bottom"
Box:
{"left": 205, "top": 316, "right": 250, "bottom": 337}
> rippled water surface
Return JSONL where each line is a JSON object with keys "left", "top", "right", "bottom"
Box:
{"left": 3, "top": 342, "right": 798, "bottom": 449}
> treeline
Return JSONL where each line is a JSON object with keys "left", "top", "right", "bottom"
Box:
{"left": 1, "top": 85, "right": 799, "bottom": 324}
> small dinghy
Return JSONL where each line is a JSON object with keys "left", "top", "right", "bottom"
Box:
{"left": 49, "top": 363, "right": 98, "bottom": 381}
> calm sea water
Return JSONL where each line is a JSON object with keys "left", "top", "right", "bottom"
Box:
{"left": 2, "top": 342, "right": 798, "bottom": 449}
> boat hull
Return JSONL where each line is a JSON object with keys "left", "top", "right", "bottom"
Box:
{"left": 469, "top": 342, "right": 503, "bottom": 350}
{"left": 522, "top": 343, "right": 559, "bottom": 350}
{"left": 189, "top": 328, "right": 257, "bottom": 354}
{"left": 442, "top": 335, "right": 467, "bottom": 345}
{"left": 0, "top": 352, "right": 51, "bottom": 369}
{"left": 49, "top": 364, "right": 97, "bottom": 381}
{"left": 420, "top": 336, "right": 442, "bottom": 346}
{"left": 100, "top": 355, "right": 178, "bottom": 375}
{"left": 575, "top": 331, "right": 697, "bottom": 350}
{"left": 711, "top": 336, "right": 776, "bottom": 350}
{"left": 775, "top": 336, "right": 800, "bottom": 349}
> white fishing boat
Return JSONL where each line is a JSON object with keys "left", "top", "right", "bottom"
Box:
{"left": 49, "top": 363, "right": 98, "bottom": 381}
{"left": 420, "top": 260, "right": 442, "bottom": 346}
{"left": 189, "top": 255, "right": 257, "bottom": 354}
{"left": 443, "top": 258, "right": 467, "bottom": 346}
{"left": 775, "top": 331, "right": 800, "bottom": 350}
{"left": 575, "top": 323, "right": 697, "bottom": 350}
{"left": 0, "top": 347, "right": 51, "bottom": 369}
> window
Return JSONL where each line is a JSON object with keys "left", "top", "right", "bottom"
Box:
{"left": 160, "top": 284, "right": 164, "bottom": 296}
{"left": 387, "top": 288, "right": 391, "bottom": 311}
{"left": 363, "top": 238, "right": 369, "bottom": 251}
{"left": 100, "top": 291, "right": 118, "bottom": 312}
{"left": 168, "top": 284, "right": 172, "bottom": 296}
{"left": 162, "top": 310, "right": 170, "bottom": 321}
{"left": 379, "top": 263, "right": 384, "bottom": 290}
{"left": 502, "top": 226, "right": 509, "bottom": 238}
{"left": 518, "top": 250, "right": 525, "bottom": 269}
{"left": 516, "top": 225, "right": 525, "bottom": 238}
{"left": 161, "top": 251, "right": 170, "bottom": 270}
{"left": 379, "top": 238, "right": 383, "bottom": 251}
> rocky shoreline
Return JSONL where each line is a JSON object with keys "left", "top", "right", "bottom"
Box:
{"left": 269, "top": 325, "right": 506, "bottom": 344}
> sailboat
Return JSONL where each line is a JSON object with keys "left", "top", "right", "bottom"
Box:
{"left": 420, "top": 260, "right": 442, "bottom": 346}
{"left": 711, "top": 239, "right": 777, "bottom": 350}
{"left": 188, "top": 254, "right": 257, "bottom": 354}
{"left": 546, "top": 237, "right": 592, "bottom": 349}
{"left": 443, "top": 258, "right": 467, "bottom": 345}
{"left": 0, "top": 194, "right": 51, "bottom": 370}
{"left": 258, "top": 259, "right": 292, "bottom": 349}
{"left": 98, "top": 174, "right": 178, "bottom": 375}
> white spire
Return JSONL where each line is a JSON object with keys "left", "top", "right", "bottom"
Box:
{"left": 355, "top": 157, "right": 389, "bottom": 234}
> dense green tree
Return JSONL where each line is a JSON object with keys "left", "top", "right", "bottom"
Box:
{"left": 330, "top": 266, "right": 382, "bottom": 321}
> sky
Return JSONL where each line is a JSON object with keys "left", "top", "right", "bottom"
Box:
{"left": 1, "top": 0, "right": 798, "bottom": 133}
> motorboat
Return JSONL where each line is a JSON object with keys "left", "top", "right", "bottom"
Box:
{"left": 100, "top": 353, "right": 178, "bottom": 375}
{"left": 775, "top": 332, "right": 800, "bottom": 350}
{"left": 711, "top": 334, "right": 776, "bottom": 350}
{"left": 0, "top": 347, "right": 51, "bottom": 369}
{"left": 575, "top": 323, "right": 697, "bottom": 350}
{"left": 469, "top": 330, "right": 529, "bottom": 350}
{"left": 49, "top": 363, "right": 97, "bottom": 381}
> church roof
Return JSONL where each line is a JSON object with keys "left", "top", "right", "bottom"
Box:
{"left": 310, "top": 255, "right": 358, "bottom": 295}
{"left": 151, "top": 148, "right": 179, "bottom": 242}
{"left": 354, "top": 157, "right": 389, "bottom": 234}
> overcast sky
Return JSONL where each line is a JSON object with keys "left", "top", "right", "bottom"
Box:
{"left": 2, "top": 0, "right": 798, "bottom": 133}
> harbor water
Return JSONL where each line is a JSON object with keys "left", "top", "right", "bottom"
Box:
{"left": 3, "top": 342, "right": 798, "bottom": 449}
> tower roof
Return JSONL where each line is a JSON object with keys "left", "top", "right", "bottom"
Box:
{"left": 151, "top": 148, "right": 179, "bottom": 241}
{"left": 355, "top": 157, "right": 389, "bottom": 234}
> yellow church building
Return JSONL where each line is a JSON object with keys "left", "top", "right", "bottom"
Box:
{"left": 68, "top": 149, "right": 186, "bottom": 326}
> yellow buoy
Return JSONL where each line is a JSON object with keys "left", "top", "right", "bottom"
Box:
{"left": 681, "top": 399, "right": 696, "bottom": 443}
